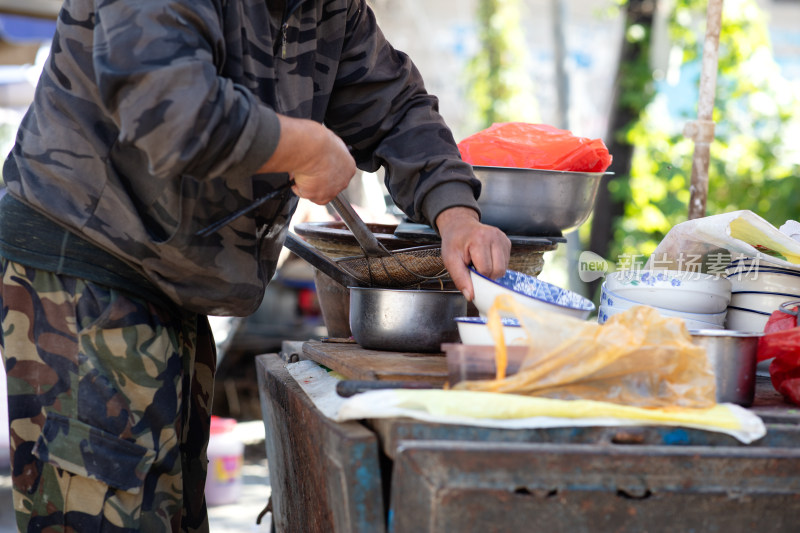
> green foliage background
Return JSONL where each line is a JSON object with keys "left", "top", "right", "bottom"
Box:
{"left": 611, "top": 0, "right": 800, "bottom": 261}
{"left": 466, "top": 0, "right": 800, "bottom": 281}
{"left": 465, "top": 0, "right": 539, "bottom": 129}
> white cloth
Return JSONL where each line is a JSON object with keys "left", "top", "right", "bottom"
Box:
{"left": 286, "top": 360, "right": 766, "bottom": 444}
{"left": 779, "top": 220, "right": 800, "bottom": 243}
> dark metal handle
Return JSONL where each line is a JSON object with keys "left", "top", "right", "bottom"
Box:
{"left": 283, "top": 233, "right": 364, "bottom": 288}
{"left": 196, "top": 179, "right": 295, "bottom": 237}
{"left": 335, "top": 380, "right": 439, "bottom": 398}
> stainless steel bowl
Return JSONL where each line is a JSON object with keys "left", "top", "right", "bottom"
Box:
{"left": 349, "top": 287, "right": 466, "bottom": 353}
{"left": 472, "top": 166, "right": 605, "bottom": 236}
{"left": 690, "top": 329, "right": 762, "bottom": 406}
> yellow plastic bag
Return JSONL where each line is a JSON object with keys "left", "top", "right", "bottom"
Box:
{"left": 454, "top": 295, "right": 718, "bottom": 408}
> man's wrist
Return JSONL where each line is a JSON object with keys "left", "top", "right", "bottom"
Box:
{"left": 435, "top": 206, "right": 480, "bottom": 234}
{"left": 258, "top": 115, "right": 324, "bottom": 174}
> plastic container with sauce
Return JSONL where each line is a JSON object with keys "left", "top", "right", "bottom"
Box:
{"left": 205, "top": 416, "right": 244, "bottom": 506}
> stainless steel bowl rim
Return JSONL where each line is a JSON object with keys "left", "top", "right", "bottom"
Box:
{"left": 348, "top": 287, "right": 460, "bottom": 295}
{"left": 689, "top": 329, "right": 765, "bottom": 337}
{"left": 472, "top": 165, "right": 613, "bottom": 176}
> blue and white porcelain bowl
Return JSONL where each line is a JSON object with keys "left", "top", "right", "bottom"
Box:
{"left": 605, "top": 269, "right": 731, "bottom": 314}
{"left": 600, "top": 282, "right": 727, "bottom": 326}
{"left": 454, "top": 316, "right": 527, "bottom": 346}
{"left": 470, "top": 268, "right": 595, "bottom": 320}
{"left": 597, "top": 302, "right": 723, "bottom": 330}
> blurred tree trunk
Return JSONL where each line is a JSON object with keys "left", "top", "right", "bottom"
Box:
{"left": 589, "top": 0, "right": 658, "bottom": 285}
{"left": 467, "top": 0, "right": 537, "bottom": 129}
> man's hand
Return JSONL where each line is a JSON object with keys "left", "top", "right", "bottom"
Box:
{"left": 259, "top": 115, "right": 356, "bottom": 204}
{"left": 436, "top": 207, "right": 511, "bottom": 301}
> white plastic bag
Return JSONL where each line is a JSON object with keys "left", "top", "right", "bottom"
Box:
{"left": 647, "top": 210, "right": 800, "bottom": 269}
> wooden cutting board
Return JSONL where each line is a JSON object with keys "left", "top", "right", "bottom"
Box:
{"left": 302, "top": 339, "right": 448, "bottom": 385}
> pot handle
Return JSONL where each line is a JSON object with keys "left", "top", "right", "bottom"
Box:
{"left": 283, "top": 233, "right": 365, "bottom": 288}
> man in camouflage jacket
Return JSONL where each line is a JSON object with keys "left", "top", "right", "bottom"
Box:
{"left": 0, "top": 0, "right": 510, "bottom": 531}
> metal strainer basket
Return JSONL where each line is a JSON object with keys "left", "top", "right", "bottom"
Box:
{"left": 329, "top": 193, "right": 449, "bottom": 288}
{"left": 335, "top": 244, "right": 448, "bottom": 287}
{"left": 284, "top": 233, "right": 449, "bottom": 289}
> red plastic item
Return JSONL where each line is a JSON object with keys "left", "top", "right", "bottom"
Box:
{"left": 457, "top": 122, "right": 612, "bottom": 173}
{"left": 210, "top": 415, "right": 237, "bottom": 434}
{"left": 757, "top": 307, "right": 800, "bottom": 406}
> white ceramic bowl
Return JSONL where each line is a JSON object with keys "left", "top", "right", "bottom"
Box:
{"left": 470, "top": 268, "right": 595, "bottom": 320}
{"left": 726, "top": 270, "right": 800, "bottom": 296}
{"left": 604, "top": 270, "right": 731, "bottom": 314}
{"left": 600, "top": 283, "right": 727, "bottom": 326}
{"left": 455, "top": 316, "right": 527, "bottom": 346}
{"left": 597, "top": 302, "right": 723, "bottom": 330}
{"left": 726, "top": 257, "right": 800, "bottom": 275}
{"left": 729, "top": 292, "right": 800, "bottom": 315}
{"left": 724, "top": 307, "right": 770, "bottom": 333}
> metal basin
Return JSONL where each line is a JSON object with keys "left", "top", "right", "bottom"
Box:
{"left": 690, "top": 329, "right": 762, "bottom": 406}
{"left": 349, "top": 287, "right": 466, "bottom": 353}
{"left": 473, "top": 166, "right": 605, "bottom": 236}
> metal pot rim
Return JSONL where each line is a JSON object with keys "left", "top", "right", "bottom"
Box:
{"left": 348, "top": 287, "right": 461, "bottom": 295}
{"left": 472, "top": 165, "right": 613, "bottom": 177}
{"left": 690, "top": 329, "right": 765, "bottom": 338}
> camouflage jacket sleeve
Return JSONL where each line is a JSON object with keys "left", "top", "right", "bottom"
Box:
{"left": 324, "top": 0, "right": 481, "bottom": 229}
{"left": 92, "top": 0, "right": 280, "bottom": 182}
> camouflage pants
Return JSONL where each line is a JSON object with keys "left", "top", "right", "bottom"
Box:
{"left": 0, "top": 259, "right": 216, "bottom": 532}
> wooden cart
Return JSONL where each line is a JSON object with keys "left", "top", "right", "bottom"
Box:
{"left": 256, "top": 340, "right": 800, "bottom": 533}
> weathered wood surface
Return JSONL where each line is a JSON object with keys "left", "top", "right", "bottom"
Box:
{"left": 389, "top": 440, "right": 800, "bottom": 533}
{"left": 369, "top": 417, "right": 800, "bottom": 461}
{"left": 256, "top": 353, "right": 386, "bottom": 533}
{"left": 302, "top": 339, "right": 448, "bottom": 385}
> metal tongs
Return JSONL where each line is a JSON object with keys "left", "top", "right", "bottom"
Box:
{"left": 329, "top": 192, "right": 392, "bottom": 259}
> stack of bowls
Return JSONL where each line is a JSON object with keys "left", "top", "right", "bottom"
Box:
{"left": 724, "top": 258, "right": 800, "bottom": 332}
{"left": 599, "top": 270, "right": 731, "bottom": 329}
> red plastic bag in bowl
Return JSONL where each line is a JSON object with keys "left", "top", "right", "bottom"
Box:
{"left": 457, "top": 122, "right": 612, "bottom": 173}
